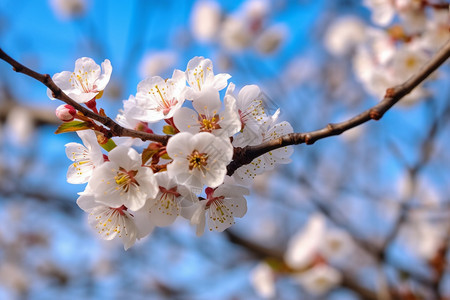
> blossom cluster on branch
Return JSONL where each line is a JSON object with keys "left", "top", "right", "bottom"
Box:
{"left": 51, "top": 56, "right": 293, "bottom": 249}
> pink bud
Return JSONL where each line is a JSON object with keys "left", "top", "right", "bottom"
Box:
{"left": 56, "top": 104, "right": 76, "bottom": 122}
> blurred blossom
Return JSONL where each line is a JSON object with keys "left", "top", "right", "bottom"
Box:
{"left": 5, "top": 107, "right": 34, "bottom": 146}
{"left": 324, "top": 16, "right": 366, "bottom": 57}
{"left": 319, "top": 229, "right": 354, "bottom": 262}
{"left": 254, "top": 24, "right": 288, "bottom": 55}
{"left": 353, "top": 27, "right": 431, "bottom": 104}
{"left": 284, "top": 213, "right": 326, "bottom": 269}
{"left": 293, "top": 264, "right": 342, "bottom": 296}
{"left": 138, "top": 51, "right": 178, "bottom": 79}
{"left": 283, "top": 56, "right": 319, "bottom": 87}
{"left": 220, "top": 16, "right": 252, "bottom": 51}
{"left": 420, "top": 9, "right": 450, "bottom": 51}
{"left": 0, "top": 263, "right": 29, "bottom": 296}
{"left": 190, "top": 0, "right": 222, "bottom": 43}
{"left": 49, "top": 0, "right": 87, "bottom": 19}
{"left": 250, "top": 262, "right": 276, "bottom": 299}
{"left": 401, "top": 215, "right": 445, "bottom": 260}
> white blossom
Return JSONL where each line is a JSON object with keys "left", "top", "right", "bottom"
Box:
{"left": 229, "top": 83, "right": 267, "bottom": 147}
{"left": 190, "top": 0, "right": 222, "bottom": 43}
{"left": 250, "top": 262, "right": 276, "bottom": 299}
{"left": 190, "top": 184, "right": 248, "bottom": 236}
{"left": 166, "top": 132, "right": 233, "bottom": 189}
{"left": 173, "top": 86, "right": 241, "bottom": 138}
{"left": 65, "top": 130, "right": 104, "bottom": 184}
{"left": 185, "top": 57, "right": 231, "bottom": 99}
{"left": 254, "top": 24, "right": 287, "bottom": 55}
{"left": 284, "top": 214, "right": 326, "bottom": 270}
{"left": 47, "top": 57, "right": 112, "bottom": 103}
{"left": 130, "top": 69, "right": 186, "bottom": 123}
{"left": 293, "top": 264, "right": 342, "bottom": 296}
{"left": 324, "top": 16, "right": 366, "bottom": 56}
{"left": 88, "top": 146, "right": 158, "bottom": 211}
{"left": 77, "top": 193, "right": 153, "bottom": 250}
{"left": 144, "top": 172, "right": 197, "bottom": 227}
{"left": 233, "top": 110, "right": 293, "bottom": 185}
{"left": 138, "top": 51, "right": 178, "bottom": 79}
{"left": 220, "top": 16, "right": 252, "bottom": 52}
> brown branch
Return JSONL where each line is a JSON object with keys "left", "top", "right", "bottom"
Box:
{"left": 227, "top": 39, "right": 450, "bottom": 175}
{"left": 0, "top": 48, "right": 170, "bottom": 145}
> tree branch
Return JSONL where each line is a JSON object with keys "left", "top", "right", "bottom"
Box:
{"left": 227, "top": 39, "right": 450, "bottom": 175}
{"left": 0, "top": 48, "right": 169, "bottom": 145}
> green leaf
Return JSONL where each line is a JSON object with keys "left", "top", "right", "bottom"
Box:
{"left": 55, "top": 121, "right": 91, "bottom": 134}
{"left": 100, "top": 138, "right": 117, "bottom": 152}
{"left": 160, "top": 153, "right": 171, "bottom": 160}
{"left": 162, "top": 125, "right": 176, "bottom": 135}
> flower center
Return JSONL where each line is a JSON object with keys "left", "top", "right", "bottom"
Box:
{"left": 187, "top": 150, "right": 208, "bottom": 171}
{"left": 159, "top": 186, "right": 181, "bottom": 197}
{"left": 70, "top": 69, "right": 93, "bottom": 93}
{"left": 198, "top": 114, "right": 221, "bottom": 132}
{"left": 114, "top": 168, "right": 139, "bottom": 193}
{"left": 405, "top": 56, "right": 417, "bottom": 69}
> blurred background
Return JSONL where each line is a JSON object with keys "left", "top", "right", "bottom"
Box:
{"left": 0, "top": 0, "right": 449, "bottom": 299}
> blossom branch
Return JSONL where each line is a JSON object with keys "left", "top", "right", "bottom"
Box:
{"left": 0, "top": 48, "right": 169, "bottom": 145}
{"left": 227, "top": 39, "right": 450, "bottom": 176}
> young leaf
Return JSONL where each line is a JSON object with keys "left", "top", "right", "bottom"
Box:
{"left": 55, "top": 121, "right": 91, "bottom": 134}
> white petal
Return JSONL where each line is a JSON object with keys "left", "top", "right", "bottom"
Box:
{"left": 95, "top": 59, "right": 112, "bottom": 91}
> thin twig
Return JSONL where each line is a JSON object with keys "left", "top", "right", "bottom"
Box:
{"left": 227, "top": 39, "right": 450, "bottom": 175}
{"left": 0, "top": 48, "right": 169, "bottom": 145}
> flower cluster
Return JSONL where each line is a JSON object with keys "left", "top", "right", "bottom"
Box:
{"left": 50, "top": 56, "right": 293, "bottom": 249}
{"left": 324, "top": 1, "right": 449, "bottom": 105}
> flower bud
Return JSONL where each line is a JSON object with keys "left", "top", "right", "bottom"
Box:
{"left": 56, "top": 104, "right": 76, "bottom": 122}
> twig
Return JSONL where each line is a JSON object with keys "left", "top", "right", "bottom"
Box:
{"left": 0, "top": 48, "right": 169, "bottom": 145}
{"left": 227, "top": 39, "right": 450, "bottom": 175}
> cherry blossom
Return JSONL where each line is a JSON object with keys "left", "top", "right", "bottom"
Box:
{"left": 144, "top": 172, "right": 197, "bottom": 227}
{"left": 88, "top": 146, "right": 158, "bottom": 211}
{"left": 284, "top": 214, "right": 326, "bottom": 269}
{"left": 47, "top": 57, "right": 112, "bottom": 103}
{"left": 166, "top": 132, "right": 233, "bottom": 189}
{"left": 293, "top": 264, "right": 342, "bottom": 296}
{"left": 173, "top": 86, "right": 241, "bottom": 138}
{"left": 77, "top": 193, "right": 139, "bottom": 250}
{"left": 130, "top": 69, "right": 186, "bottom": 123}
{"left": 233, "top": 110, "right": 294, "bottom": 185}
{"left": 65, "top": 130, "right": 104, "bottom": 184}
{"left": 250, "top": 262, "right": 276, "bottom": 299}
{"left": 189, "top": 184, "right": 248, "bottom": 236}
{"left": 229, "top": 83, "right": 267, "bottom": 147}
{"left": 185, "top": 56, "right": 231, "bottom": 98}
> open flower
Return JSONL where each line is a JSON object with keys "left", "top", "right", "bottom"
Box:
{"left": 47, "top": 57, "right": 112, "bottom": 103}
{"left": 65, "top": 130, "right": 104, "bottom": 184}
{"left": 166, "top": 132, "right": 233, "bottom": 189}
{"left": 144, "top": 172, "right": 197, "bottom": 227}
{"left": 77, "top": 193, "right": 139, "bottom": 250}
{"left": 190, "top": 184, "right": 248, "bottom": 236}
{"left": 173, "top": 87, "right": 241, "bottom": 138}
{"left": 233, "top": 110, "right": 294, "bottom": 185}
{"left": 185, "top": 56, "right": 231, "bottom": 99}
{"left": 228, "top": 83, "right": 267, "bottom": 147}
{"left": 88, "top": 146, "right": 158, "bottom": 211}
{"left": 129, "top": 69, "right": 186, "bottom": 123}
